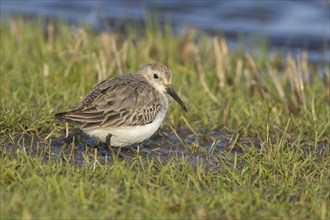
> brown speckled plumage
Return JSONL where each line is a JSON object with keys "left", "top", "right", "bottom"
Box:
{"left": 55, "top": 63, "right": 187, "bottom": 146}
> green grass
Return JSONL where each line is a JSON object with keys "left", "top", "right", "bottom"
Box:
{"left": 1, "top": 19, "right": 329, "bottom": 219}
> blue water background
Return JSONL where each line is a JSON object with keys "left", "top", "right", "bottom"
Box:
{"left": 1, "top": 0, "right": 329, "bottom": 63}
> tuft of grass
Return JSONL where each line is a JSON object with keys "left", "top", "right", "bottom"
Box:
{"left": 1, "top": 18, "right": 329, "bottom": 219}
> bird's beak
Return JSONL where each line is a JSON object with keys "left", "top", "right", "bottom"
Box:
{"left": 166, "top": 85, "right": 188, "bottom": 112}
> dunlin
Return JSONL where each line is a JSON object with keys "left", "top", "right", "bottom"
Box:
{"left": 55, "top": 63, "right": 188, "bottom": 147}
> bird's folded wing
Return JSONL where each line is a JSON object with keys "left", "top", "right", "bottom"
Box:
{"left": 62, "top": 77, "right": 161, "bottom": 129}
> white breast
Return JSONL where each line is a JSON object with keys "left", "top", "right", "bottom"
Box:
{"left": 83, "top": 105, "right": 168, "bottom": 147}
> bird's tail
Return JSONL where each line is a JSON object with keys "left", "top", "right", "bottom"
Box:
{"left": 54, "top": 112, "right": 68, "bottom": 122}
{"left": 55, "top": 111, "right": 84, "bottom": 124}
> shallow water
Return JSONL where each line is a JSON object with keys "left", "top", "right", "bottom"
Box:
{"left": 1, "top": 0, "right": 329, "bottom": 63}
{"left": 3, "top": 125, "right": 329, "bottom": 170}
{"left": 2, "top": 126, "right": 261, "bottom": 169}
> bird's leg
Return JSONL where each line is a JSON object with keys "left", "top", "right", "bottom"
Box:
{"left": 106, "top": 134, "right": 129, "bottom": 159}
{"left": 106, "top": 134, "right": 112, "bottom": 148}
{"left": 105, "top": 133, "right": 117, "bottom": 156}
{"left": 131, "top": 142, "right": 146, "bottom": 156}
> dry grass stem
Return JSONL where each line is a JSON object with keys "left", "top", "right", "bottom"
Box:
{"left": 267, "top": 64, "right": 286, "bottom": 100}
{"left": 193, "top": 46, "right": 221, "bottom": 106}
{"left": 213, "top": 37, "right": 226, "bottom": 89}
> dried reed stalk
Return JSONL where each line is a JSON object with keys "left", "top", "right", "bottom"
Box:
{"left": 213, "top": 37, "right": 225, "bottom": 89}
{"left": 193, "top": 46, "right": 221, "bottom": 105}
{"left": 45, "top": 17, "right": 56, "bottom": 52}
{"left": 267, "top": 64, "right": 286, "bottom": 100}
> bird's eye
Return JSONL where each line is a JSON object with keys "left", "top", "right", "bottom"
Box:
{"left": 153, "top": 73, "right": 159, "bottom": 79}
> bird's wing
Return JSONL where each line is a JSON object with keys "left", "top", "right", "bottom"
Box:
{"left": 58, "top": 75, "right": 162, "bottom": 129}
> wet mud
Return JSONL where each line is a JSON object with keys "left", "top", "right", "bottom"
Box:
{"left": 3, "top": 126, "right": 327, "bottom": 169}
{"left": 1, "top": 126, "right": 262, "bottom": 169}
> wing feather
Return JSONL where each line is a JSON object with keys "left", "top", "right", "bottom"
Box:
{"left": 59, "top": 74, "right": 163, "bottom": 129}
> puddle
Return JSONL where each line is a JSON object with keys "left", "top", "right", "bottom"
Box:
{"left": 1, "top": 126, "right": 262, "bottom": 169}
{"left": 2, "top": 126, "right": 328, "bottom": 169}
